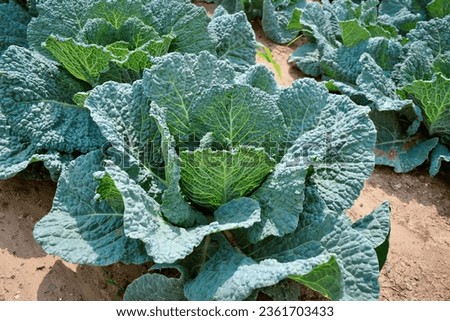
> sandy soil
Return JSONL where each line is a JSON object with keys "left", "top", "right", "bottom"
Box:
{"left": 1, "top": 3, "right": 449, "bottom": 301}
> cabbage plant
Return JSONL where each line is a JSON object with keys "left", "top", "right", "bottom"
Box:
{"left": 200, "top": 0, "right": 308, "bottom": 44}
{"left": 0, "top": 0, "right": 256, "bottom": 180}
{"left": 288, "top": 0, "right": 450, "bottom": 175}
{"left": 32, "top": 51, "right": 390, "bottom": 300}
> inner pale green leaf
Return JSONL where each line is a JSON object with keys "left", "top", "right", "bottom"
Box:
{"left": 180, "top": 147, "right": 275, "bottom": 209}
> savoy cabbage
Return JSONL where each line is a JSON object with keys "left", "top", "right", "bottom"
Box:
{"left": 0, "top": 0, "right": 256, "bottom": 180}
{"left": 289, "top": 0, "right": 450, "bottom": 174}
{"left": 199, "top": 0, "right": 308, "bottom": 44}
{"left": 0, "top": 0, "right": 391, "bottom": 300}
{"left": 32, "top": 51, "right": 390, "bottom": 300}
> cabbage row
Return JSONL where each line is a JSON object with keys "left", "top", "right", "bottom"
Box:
{"left": 199, "top": 0, "right": 309, "bottom": 44}
{"left": 0, "top": 0, "right": 390, "bottom": 300}
{"left": 288, "top": 0, "right": 450, "bottom": 175}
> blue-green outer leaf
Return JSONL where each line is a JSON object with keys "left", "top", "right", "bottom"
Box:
{"left": 208, "top": 7, "right": 256, "bottom": 70}
{"left": 106, "top": 163, "right": 261, "bottom": 263}
{"left": 33, "top": 150, "right": 150, "bottom": 265}
{"left": 0, "top": 1, "right": 31, "bottom": 54}
{"left": 429, "top": 143, "right": 450, "bottom": 176}
{"left": 143, "top": 52, "right": 235, "bottom": 139}
{"left": 303, "top": 95, "right": 376, "bottom": 214}
{"left": 124, "top": 273, "right": 187, "bottom": 301}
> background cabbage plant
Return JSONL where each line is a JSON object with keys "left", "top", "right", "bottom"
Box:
{"left": 288, "top": 0, "right": 450, "bottom": 175}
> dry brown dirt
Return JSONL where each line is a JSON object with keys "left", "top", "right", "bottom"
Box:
{"left": 1, "top": 3, "right": 449, "bottom": 301}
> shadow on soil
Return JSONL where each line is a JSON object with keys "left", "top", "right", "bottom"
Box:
{"left": 37, "top": 260, "right": 149, "bottom": 301}
{"left": 0, "top": 177, "right": 56, "bottom": 259}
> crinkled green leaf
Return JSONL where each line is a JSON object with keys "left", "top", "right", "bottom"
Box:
{"left": 44, "top": 36, "right": 115, "bottom": 85}
{"left": 208, "top": 7, "right": 256, "bottom": 70}
{"left": 79, "top": 18, "right": 119, "bottom": 46}
{"left": 5, "top": 101, "right": 104, "bottom": 154}
{"left": 28, "top": 0, "right": 101, "bottom": 52}
{"left": 277, "top": 78, "right": 329, "bottom": 144}
{"left": 331, "top": 0, "right": 370, "bottom": 22}
{"left": 143, "top": 52, "right": 235, "bottom": 139}
{"left": 365, "top": 24, "right": 398, "bottom": 39}
{"left": 187, "top": 203, "right": 383, "bottom": 300}
{"left": 245, "top": 144, "right": 307, "bottom": 243}
{"left": 407, "top": 16, "right": 450, "bottom": 56}
{"left": 429, "top": 143, "right": 450, "bottom": 176}
{"left": 106, "top": 163, "right": 261, "bottom": 263}
{"left": 73, "top": 91, "right": 90, "bottom": 107}
{"left": 0, "top": 46, "right": 87, "bottom": 107}
{"left": 0, "top": 136, "right": 69, "bottom": 181}
{"left": 28, "top": 0, "right": 153, "bottom": 52}
{"left": 124, "top": 265, "right": 187, "bottom": 301}
{"left": 254, "top": 187, "right": 382, "bottom": 300}
{"left": 339, "top": 19, "right": 371, "bottom": 47}
{"left": 0, "top": 46, "right": 104, "bottom": 154}
{"left": 0, "top": 114, "right": 34, "bottom": 179}
{"left": 288, "top": 43, "right": 321, "bottom": 77}
{"left": 116, "top": 17, "right": 160, "bottom": 48}
{"left": 321, "top": 37, "right": 402, "bottom": 84}
{"left": 300, "top": 1, "right": 340, "bottom": 49}
{"left": 190, "top": 84, "right": 286, "bottom": 148}
{"left": 356, "top": 53, "right": 411, "bottom": 111}
{"left": 85, "top": 81, "right": 158, "bottom": 165}
{"left": 180, "top": 147, "right": 275, "bottom": 210}
{"left": 218, "top": 0, "right": 247, "bottom": 15}
{"left": 363, "top": 38, "right": 403, "bottom": 72}
{"left": 433, "top": 52, "right": 450, "bottom": 78}
{"left": 28, "top": 0, "right": 217, "bottom": 79}
{"left": 238, "top": 64, "right": 278, "bottom": 95}
{"left": 0, "top": 112, "right": 73, "bottom": 181}
{"left": 352, "top": 201, "right": 391, "bottom": 270}
{"left": 300, "top": 95, "right": 376, "bottom": 214}
{"left": 90, "top": 0, "right": 147, "bottom": 28}
{"left": 246, "top": 87, "right": 375, "bottom": 241}
{"left": 33, "top": 150, "right": 150, "bottom": 265}
{"left": 392, "top": 41, "right": 435, "bottom": 86}
{"left": 83, "top": 81, "right": 164, "bottom": 195}
{"left": 150, "top": 103, "right": 205, "bottom": 228}
{"left": 0, "top": 1, "right": 31, "bottom": 54}
{"left": 427, "top": 0, "right": 450, "bottom": 18}
{"left": 320, "top": 41, "right": 369, "bottom": 84}
{"left": 119, "top": 49, "right": 151, "bottom": 73}
{"left": 287, "top": 8, "right": 303, "bottom": 31}
{"left": 146, "top": 0, "right": 216, "bottom": 53}
{"left": 96, "top": 173, "right": 125, "bottom": 213}
{"left": 140, "top": 34, "right": 174, "bottom": 57}
{"left": 261, "top": 0, "right": 307, "bottom": 44}
{"left": 372, "top": 110, "right": 439, "bottom": 172}
{"left": 161, "top": 162, "right": 205, "bottom": 227}
{"left": 184, "top": 240, "right": 332, "bottom": 301}
{"left": 352, "top": 202, "right": 391, "bottom": 249}
{"left": 289, "top": 256, "right": 342, "bottom": 300}
{"left": 379, "top": 0, "right": 428, "bottom": 33}
{"left": 400, "top": 73, "right": 450, "bottom": 137}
